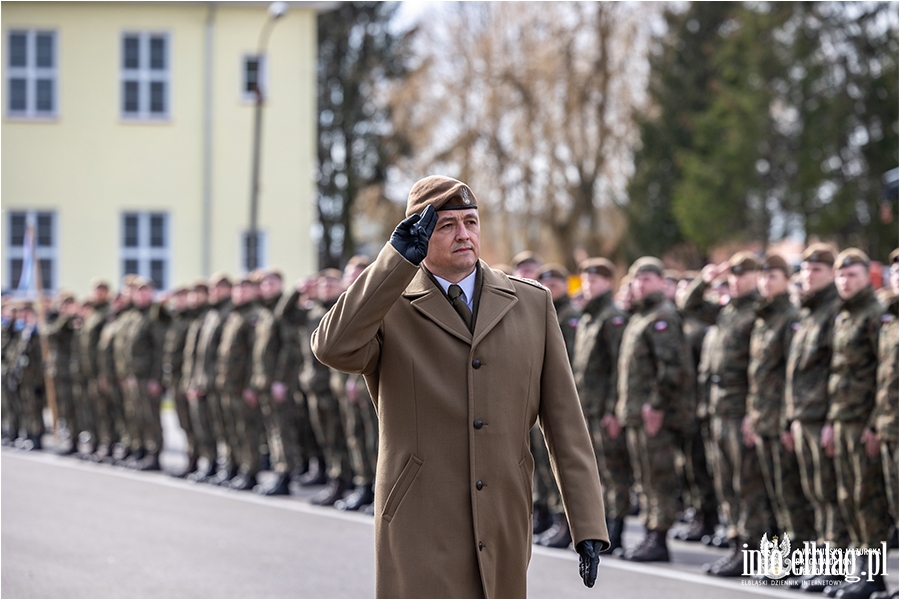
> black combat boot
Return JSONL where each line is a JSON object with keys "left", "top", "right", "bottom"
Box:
{"left": 336, "top": 483, "right": 374, "bottom": 511}
{"left": 310, "top": 478, "right": 348, "bottom": 506}
{"left": 227, "top": 471, "right": 258, "bottom": 491}
{"left": 705, "top": 542, "right": 745, "bottom": 577}
{"left": 253, "top": 473, "right": 290, "bottom": 496}
{"left": 833, "top": 573, "right": 886, "bottom": 599}
{"left": 677, "top": 510, "right": 718, "bottom": 542}
{"left": 624, "top": 529, "right": 670, "bottom": 562}
{"left": 298, "top": 460, "right": 327, "bottom": 486}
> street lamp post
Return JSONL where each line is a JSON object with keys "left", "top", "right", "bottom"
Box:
{"left": 247, "top": 1, "right": 288, "bottom": 272}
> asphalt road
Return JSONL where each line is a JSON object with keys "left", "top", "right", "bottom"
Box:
{"left": 1, "top": 412, "right": 897, "bottom": 599}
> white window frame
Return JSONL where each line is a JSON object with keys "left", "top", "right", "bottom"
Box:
{"left": 120, "top": 31, "right": 171, "bottom": 121}
{"left": 6, "top": 29, "right": 58, "bottom": 120}
{"left": 240, "top": 230, "right": 269, "bottom": 272}
{"left": 241, "top": 53, "right": 268, "bottom": 103}
{"left": 121, "top": 211, "right": 170, "bottom": 289}
{"left": 5, "top": 210, "right": 58, "bottom": 293}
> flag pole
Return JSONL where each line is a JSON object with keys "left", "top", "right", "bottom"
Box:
{"left": 29, "top": 224, "right": 59, "bottom": 445}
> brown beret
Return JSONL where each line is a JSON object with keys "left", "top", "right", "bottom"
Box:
{"left": 537, "top": 263, "right": 569, "bottom": 281}
{"left": 512, "top": 251, "right": 541, "bottom": 268}
{"left": 122, "top": 273, "right": 139, "bottom": 288}
{"left": 834, "top": 248, "right": 870, "bottom": 270}
{"left": 579, "top": 257, "right": 615, "bottom": 279}
{"left": 347, "top": 255, "right": 371, "bottom": 269}
{"left": 729, "top": 251, "right": 760, "bottom": 275}
{"left": 209, "top": 272, "right": 232, "bottom": 286}
{"left": 192, "top": 279, "right": 209, "bottom": 292}
{"left": 405, "top": 175, "right": 478, "bottom": 218}
{"left": 628, "top": 256, "right": 665, "bottom": 278}
{"left": 57, "top": 290, "right": 77, "bottom": 303}
{"left": 173, "top": 285, "right": 190, "bottom": 295}
{"left": 262, "top": 267, "right": 283, "bottom": 281}
{"left": 318, "top": 268, "right": 343, "bottom": 280}
{"left": 90, "top": 277, "right": 110, "bottom": 290}
{"left": 801, "top": 243, "right": 836, "bottom": 266}
{"left": 760, "top": 252, "right": 791, "bottom": 276}
{"left": 890, "top": 248, "right": 898, "bottom": 265}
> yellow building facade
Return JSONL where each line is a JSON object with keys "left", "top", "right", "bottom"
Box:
{"left": 2, "top": 1, "right": 323, "bottom": 296}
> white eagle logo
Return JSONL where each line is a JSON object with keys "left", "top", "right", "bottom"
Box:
{"left": 759, "top": 533, "right": 791, "bottom": 579}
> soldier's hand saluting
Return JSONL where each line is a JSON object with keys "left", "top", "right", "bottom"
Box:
{"left": 389, "top": 204, "right": 438, "bottom": 265}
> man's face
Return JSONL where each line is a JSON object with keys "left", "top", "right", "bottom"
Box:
{"left": 515, "top": 261, "right": 540, "bottom": 280}
{"left": 663, "top": 278, "right": 678, "bottom": 301}
{"left": 173, "top": 291, "right": 189, "bottom": 312}
{"left": 318, "top": 276, "right": 344, "bottom": 301}
{"left": 133, "top": 286, "right": 153, "bottom": 308}
{"left": 580, "top": 272, "right": 612, "bottom": 301}
{"left": 800, "top": 261, "right": 834, "bottom": 294}
{"left": 93, "top": 286, "right": 109, "bottom": 304}
{"left": 542, "top": 277, "right": 568, "bottom": 302}
{"left": 728, "top": 271, "right": 757, "bottom": 298}
{"left": 189, "top": 289, "right": 208, "bottom": 308}
{"left": 758, "top": 269, "right": 789, "bottom": 300}
{"left": 835, "top": 264, "right": 869, "bottom": 299}
{"left": 260, "top": 275, "right": 283, "bottom": 300}
{"left": 631, "top": 272, "right": 664, "bottom": 301}
{"left": 423, "top": 209, "right": 480, "bottom": 282}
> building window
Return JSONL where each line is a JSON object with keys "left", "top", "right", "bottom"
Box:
{"left": 6, "top": 30, "right": 57, "bottom": 118}
{"left": 121, "top": 32, "right": 170, "bottom": 120}
{"left": 241, "top": 54, "right": 267, "bottom": 102}
{"left": 121, "top": 211, "right": 170, "bottom": 289}
{"left": 241, "top": 230, "right": 268, "bottom": 272}
{"left": 6, "top": 210, "right": 57, "bottom": 293}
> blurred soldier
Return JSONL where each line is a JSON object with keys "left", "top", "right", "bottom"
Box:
{"left": 7, "top": 303, "right": 45, "bottom": 450}
{"left": 682, "top": 252, "right": 774, "bottom": 577}
{"left": 615, "top": 274, "right": 634, "bottom": 312}
{"left": 616, "top": 257, "right": 694, "bottom": 562}
{"left": 78, "top": 280, "right": 111, "bottom": 458}
{"left": 216, "top": 275, "right": 262, "bottom": 491}
{"left": 161, "top": 286, "right": 196, "bottom": 476}
{"left": 94, "top": 291, "right": 128, "bottom": 462}
{"left": 301, "top": 269, "right": 352, "bottom": 506}
{"left": 572, "top": 258, "right": 630, "bottom": 552}
{"left": 745, "top": 254, "right": 816, "bottom": 550}
{"left": 532, "top": 263, "right": 579, "bottom": 547}
{"left": 43, "top": 291, "right": 79, "bottom": 452}
{"left": 120, "top": 277, "right": 164, "bottom": 470}
{"left": 512, "top": 251, "right": 541, "bottom": 281}
{"left": 785, "top": 244, "right": 850, "bottom": 594}
{"left": 822, "top": 249, "right": 890, "bottom": 599}
{"left": 331, "top": 256, "right": 379, "bottom": 511}
{"left": 2, "top": 301, "right": 23, "bottom": 445}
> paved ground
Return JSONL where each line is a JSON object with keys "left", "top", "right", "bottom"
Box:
{"left": 2, "top": 410, "right": 897, "bottom": 598}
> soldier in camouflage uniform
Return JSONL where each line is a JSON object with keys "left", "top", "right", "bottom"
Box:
{"left": 94, "top": 292, "right": 128, "bottom": 462}
{"left": 216, "top": 275, "right": 262, "bottom": 491}
{"left": 532, "top": 263, "right": 579, "bottom": 547}
{"left": 874, "top": 250, "right": 899, "bottom": 535}
{"left": 78, "top": 280, "right": 111, "bottom": 458}
{"left": 180, "top": 281, "right": 216, "bottom": 480}
{"left": 43, "top": 292, "right": 79, "bottom": 452}
{"left": 2, "top": 301, "right": 23, "bottom": 445}
{"left": 571, "top": 257, "right": 630, "bottom": 552}
{"left": 821, "top": 249, "right": 891, "bottom": 599}
{"left": 7, "top": 303, "right": 45, "bottom": 450}
{"left": 291, "top": 279, "right": 327, "bottom": 486}
{"left": 301, "top": 269, "right": 353, "bottom": 506}
{"left": 745, "top": 254, "right": 816, "bottom": 548}
{"left": 616, "top": 257, "right": 694, "bottom": 562}
{"left": 161, "top": 286, "right": 197, "bottom": 476}
{"left": 682, "top": 252, "right": 774, "bottom": 577}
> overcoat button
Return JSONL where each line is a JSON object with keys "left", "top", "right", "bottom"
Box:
{"left": 479, "top": 542, "right": 484, "bottom": 551}
{"left": 473, "top": 419, "right": 483, "bottom": 429}
{"left": 472, "top": 359, "right": 482, "bottom": 369}
{"left": 476, "top": 480, "right": 483, "bottom": 490}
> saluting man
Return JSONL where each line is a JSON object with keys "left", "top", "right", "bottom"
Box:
{"left": 311, "top": 175, "right": 608, "bottom": 598}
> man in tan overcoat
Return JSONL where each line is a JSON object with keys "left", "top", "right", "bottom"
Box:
{"left": 312, "top": 175, "right": 609, "bottom": 599}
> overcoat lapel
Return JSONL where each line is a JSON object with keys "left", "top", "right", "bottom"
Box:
{"left": 403, "top": 268, "right": 471, "bottom": 343}
{"left": 472, "top": 263, "right": 518, "bottom": 347}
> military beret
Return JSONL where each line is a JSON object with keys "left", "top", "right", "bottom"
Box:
{"left": 192, "top": 279, "right": 209, "bottom": 292}
{"left": 122, "top": 273, "right": 139, "bottom": 288}
{"left": 347, "top": 255, "right": 371, "bottom": 269}
{"left": 132, "top": 276, "right": 154, "bottom": 289}
{"left": 512, "top": 251, "right": 541, "bottom": 268}
{"left": 90, "top": 277, "right": 111, "bottom": 290}
{"left": 628, "top": 256, "right": 665, "bottom": 278}
{"left": 237, "top": 272, "right": 259, "bottom": 286}
{"left": 173, "top": 285, "right": 190, "bottom": 295}
{"left": 801, "top": 243, "right": 836, "bottom": 266}
{"left": 760, "top": 252, "right": 791, "bottom": 276}
{"left": 663, "top": 268, "right": 682, "bottom": 282}
{"left": 405, "top": 175, "right": 478, "bottom": 218}
{"left": 319, "top": 268, "right": 343, "bottom": 280}
{"left": 890, "top": 248, "right": 898, "bottom": 265}
{"left": 209, "top": 272, "right": 232, "bottom": 286}
{"left": 262, "top": 267, "right": 284, "bottom": 281}
{"left": 57, "top": 290, "right": 77, "bottom": 303}
{"left": 728, "top": 251, "right": 760, "bottom": 275}
{"left": 834, "top": 248, "right": 870, "bottom": 270}
{"left": 537, "top": 263, "right": 569, "bottom": 281}
{"left": 579, "top": 257, "right": 615, "bottom": 278}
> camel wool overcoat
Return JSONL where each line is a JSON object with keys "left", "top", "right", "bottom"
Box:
{"left": 311, "top": 244, "right": 609, "bottom": 599}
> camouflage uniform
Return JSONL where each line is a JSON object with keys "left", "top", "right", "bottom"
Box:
{"left": 8, "top": 322, "right": 45, "bottom": 443}
{"left": 747, "top": 292, "right": 816, "bottom": 542}
{"left": 874, "top": 294, "right": 898, "bottom": 528}
{"left": 616, "top": 291, "right": 694, "bottom": 535}
{"left": 828, "top": 285, "right": 890, "bottom": 548}
{"left": 44, "top": 311, "right": 77, "bottom": 436}
{"left": 119, "top": 304, "right": 164, "bottom": 457}
{"left": 683, "top": 277, "right": 773, "bottom": 545}
{"left": 161, "top": 305, "right": 197, "bottom": 466}
{"left": 79, "top": 301, "right": 110, "bottom": 450}
{"left": 785, "top": 282, "right": 849, "bottom": 546}
{"left": 333, "top": 369, "right": 378, "bottom": 487}
{"left": 572, "top": 290, "right": 631, "bottom": 522}
{"left": 217, "top": 301, "right": 262, "bottom": 479}
{"left": 2, "top": 320, "right": 23, "bottom": 441}
{"left": 97, "top": 308, "right": 128, "bottom": 452}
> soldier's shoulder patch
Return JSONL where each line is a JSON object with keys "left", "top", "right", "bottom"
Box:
{"left": 611, "top": 316, "right": 625, "bottom": 326}
{"left": 791, "top": 321, "right": 800, "bottom": 331}
{"left": 882, "top": 313, "right": 894, "bottom": 324}
{"left": 508, "top": 275, "right": 546, "bottom": 290}
{"left": 654, "top": 320, "right": 668, "bottom": 332}
{"left": 568, "top": 318, "right": 580, "bottom": 329}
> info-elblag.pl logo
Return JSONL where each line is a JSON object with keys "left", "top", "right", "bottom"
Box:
{"left": 742, "top": 533, "right": 890, "bottom": 582}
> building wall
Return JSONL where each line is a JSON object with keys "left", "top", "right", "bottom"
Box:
{"left": 1, "top": 2, "right": 318, "bottom": 297}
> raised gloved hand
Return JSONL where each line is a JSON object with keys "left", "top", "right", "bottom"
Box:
{"left": 576, "top": 539, "right": 604, "bottom": 588}
{"left": 389, "top": 205, "right": 438, "bottom": 265}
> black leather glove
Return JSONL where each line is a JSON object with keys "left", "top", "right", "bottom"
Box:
{"left": 576, "top": 539, "right": 603, "bottom": 588}
{"left": 389, "top": 205, "right": 438, "bottom": 265}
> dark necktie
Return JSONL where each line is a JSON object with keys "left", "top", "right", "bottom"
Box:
{"left": 448, "top": 284, "right": 473, "bottom": 331}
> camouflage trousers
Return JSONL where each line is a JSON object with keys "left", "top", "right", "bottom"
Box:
{"left": 883, "top": 441, "right": 898, "bottom": 530}
{"left": 53, "top": 376, "right": 75, "bottom": 433}
{"left": 834, "top": 421, "right": 891, "bottom": 548}
{"left": 793, "top": 421, "right": 850, "bottom": 545}
{"left": 122, "top": 377, "right": 162, "bottom": 455}
{"left": 681, "top": 417, "right": 718, "bottom": 516}
{"left": 588, "top": 415, "right": 633, "bottom": 520}
{"left": 710, "top": 415, "right": 774, "bottom": 542}
{"left": 224, "top": 391, "right": 264, "bottom": 476}
{"left": 210, "top": 388, "right": 241, "bottom": 471}
{"left": 294, "top": 388, "right": 322, "bottom": 468}
{"left": 531, "top": 425, "right": 563, "bottom": 514}
{"left": 755, "top": 435, "right": 816, "bottom": 542}
{"left": 259, "top": 390, "right": 301, "bottom": 475}
{"left": 188, "top": 392, "right": 217, "bottom": 467}
{"left": 308, "top": 389, "right": 351, "bottom": 482}
{"left": 2, "top": 385, "right": 21, "bottom": 438}
{"left": 71, "top": 378, "right": 94, "bottom": 443}
{"left": 626, "top": 426, "right": 679, "bottom": 531}
{"left": 4, "top": 385, "right": 43, "bottom": 439}
{"left": 171, "top": 387, "right": 196, "bottom": 460}
{"left": 90, "top": 380, "right": 121, "bottom": 448}
{"left": 338, "top": 377, "right": 378, "bottom": 486}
